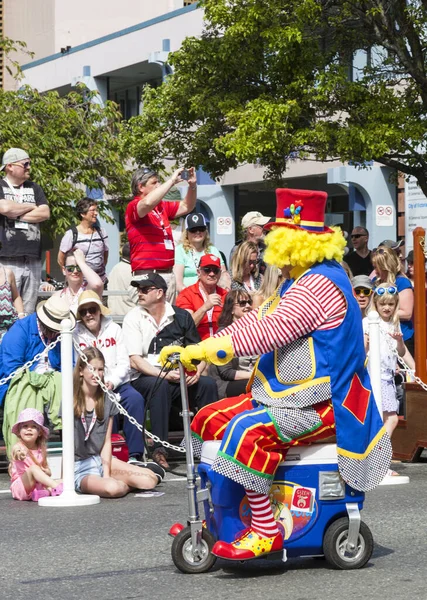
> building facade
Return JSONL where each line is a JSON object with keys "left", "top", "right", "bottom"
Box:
{"left": 3, "top": 1, "right": 399, "bottom": 275}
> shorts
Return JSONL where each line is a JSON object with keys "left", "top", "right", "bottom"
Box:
{"left": 74, "top": 455, "right": 104, "bottom": 492}
{"left": 10, "top": 477, "right": 44, "bottom": 501}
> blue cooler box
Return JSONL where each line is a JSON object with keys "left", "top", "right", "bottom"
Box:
{"left": 198, "top": 441, "right": 364, "bottom": 557}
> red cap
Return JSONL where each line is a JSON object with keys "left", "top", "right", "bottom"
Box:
{"left": 199, "top": 254, "right": 221, "bottom": 269}
{"left": 264, "top": 188, "right": 333, "bottom": 234}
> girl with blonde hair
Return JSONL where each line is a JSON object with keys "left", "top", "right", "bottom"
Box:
{"left": 372, "top": 246, "right": 414, "bottom": 355}
{"left": 73, "top": 347, "right": 164, "bottom": 497}
{"left": 174, "top": 213, "right": 227, "bottom": 291}
{"left": 230, "top": 240, "right": 263, "bottom": 293}
{"left": 363, "top": 284, "right": 414, "bottom": 478}
{"left": 252, "top": 265, "right": 283, "bottom": 308}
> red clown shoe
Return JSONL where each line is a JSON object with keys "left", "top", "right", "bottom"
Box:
{"left": 211, "top": 528, "right": 284, "bottom": 560}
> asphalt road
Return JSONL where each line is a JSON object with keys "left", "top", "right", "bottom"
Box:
{"left": 1, "top": 461, "right": 426, "bottom": 600}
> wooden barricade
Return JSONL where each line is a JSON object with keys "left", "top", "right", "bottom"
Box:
{"left": 392, "top": 227, "right": 427, "bottom": 461}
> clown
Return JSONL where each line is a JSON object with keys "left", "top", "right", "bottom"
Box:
{"left": 161, "top": 188, "right": 392, "bottom": 561}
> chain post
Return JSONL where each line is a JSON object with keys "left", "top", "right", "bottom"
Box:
{"left": 39, "top": 319, "right": 100, "bottom": 507}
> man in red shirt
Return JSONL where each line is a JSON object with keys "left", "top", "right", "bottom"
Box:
{"left": 125, "top": 166, "right": 197, "bottom": 302}
{"left": 176, "top": 254, "right": 228, "bottom": 340}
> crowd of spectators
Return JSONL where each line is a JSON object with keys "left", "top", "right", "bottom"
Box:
{"left": 0, "top": 150, "right": 425, "bottom": 495}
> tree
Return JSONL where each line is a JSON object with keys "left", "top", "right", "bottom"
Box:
{"left": 0, "top": 37, "right": 130, "bottom": 237}
{"left": 123, "top": 0, "right": 427, "bottom": 195}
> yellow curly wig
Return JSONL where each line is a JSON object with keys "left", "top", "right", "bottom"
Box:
{"left": 264, "top": 226, "right": 346, "bottom": 269}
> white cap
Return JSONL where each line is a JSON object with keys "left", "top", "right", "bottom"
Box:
{"left": 0, "top": 148, "right": 30, "bottom": 170}
{"left": 241, "top": 211, "right": 270, "bottom": 229}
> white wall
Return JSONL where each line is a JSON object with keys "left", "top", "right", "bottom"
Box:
{"left": 21, "top": 8, "right": 204, "bottom": 92}
{"left": 53, "top": 0, "right": 175, "bottom": 50}
{"left": 4, "top": 0, "right": 184, "bottom": 90}
{"left": 3, "top": 0, "right": 55, "bottom": 89}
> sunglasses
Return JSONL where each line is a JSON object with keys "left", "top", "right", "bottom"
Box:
{"left": 235, "top": 299, "right": 253, "bottom": 307}
{"left": 375, "top": 286, "right": 398, "bottom": 296}
{"left": 351, "top": 234, "right": 367, "bottom": 239}
{"left": 248, "top": 259, "right": 260, "bottom": 266}
{"left": 65, "top": 265, "right": 82, "bottom": 273}
{"left": 188, "top": 227, "right": 206, "bottom": 233}
{"left": 79, "top": 306, "right": 99, "bottom": 317}
{"left": 137, "top": 286, "right": 157, "bottom": 294}
{"left": 201, "top": 266, "right": 221, "bottom": 275}
{"left": 15, "top": 161, "right": 31, "bottom": 169}
{"left": 354, "top": 288, "right": 372, "bottom": 297}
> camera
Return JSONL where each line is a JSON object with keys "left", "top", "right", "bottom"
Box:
{"left": 181, "top": 169, "right": 190, "bottom": 181}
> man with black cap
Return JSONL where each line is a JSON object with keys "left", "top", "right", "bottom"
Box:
{"left": 0, "top": 148, "right": 50, "bottom": 314}
{"left": 122, "top": 272, "right": 218, "bottom": 469}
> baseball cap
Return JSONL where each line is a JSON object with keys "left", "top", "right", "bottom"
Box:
{"left": 199, "top": 254, "right": 221, "bottom": 269}
{"left": 0, "top": 148, "right": 30, "bottom": 170}
{"left": 351, "top": 275, "right": 374, "bottom": 290}
{"left": 241, "top": 211, "right": 270, "bottom": 229}
{"left": 131, "top": 273, "right": 167, "bottom": 291}
{"left": 185, "top": 213, "right": 207, "bottom": 230}
{"left": 378, "top": 239, "right": 403, "bottom": 250}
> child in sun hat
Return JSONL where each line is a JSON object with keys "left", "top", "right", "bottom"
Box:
{"left": 9, "top": 408, "right": 63, "bottom": 501}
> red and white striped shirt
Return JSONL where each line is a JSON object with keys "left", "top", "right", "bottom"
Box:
{"left": 218, "top": 273, "right": 346, "bottom": 357}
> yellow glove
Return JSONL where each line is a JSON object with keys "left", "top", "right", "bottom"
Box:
{"left": 202, "top": 335, "right": 234, "bottom": 366}
{"left": 159, "top": 345, "right": 188, "bottom": 368}
{"left": 159, "top": 336, "right": 234, "bottom": 371}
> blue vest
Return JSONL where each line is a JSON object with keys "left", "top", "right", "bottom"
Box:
{"left": 252, "top": 260, "right": 391, "bottom": 491}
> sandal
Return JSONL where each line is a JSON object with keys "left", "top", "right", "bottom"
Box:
{"left": 50, "top": 483, "right": 64, "bottom": 496}
{"left": 31, "top": 489, "right": 50, "bottom": 502}
{"left": 152, "top": 450, "right": 170, "bottom": 470}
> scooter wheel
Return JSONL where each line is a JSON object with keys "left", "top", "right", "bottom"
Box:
{"left": 323, "top": 517, "right": 373, "bottom": 570}
{"left": 171, "top": 526, "right": 217, "bottom": 574}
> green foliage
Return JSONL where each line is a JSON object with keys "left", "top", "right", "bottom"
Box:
{"left": 122, "top": 0, "right": 427, "bottom": 195}
{"left": 0, "top": 36, "right": 130, "bottom": 239}
{"left": 0, "top": 85, "right": 130, "bottom": 237}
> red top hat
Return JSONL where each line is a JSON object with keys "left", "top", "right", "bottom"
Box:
{"left": 264, "top": 188, "right": 333, "bottom": 234}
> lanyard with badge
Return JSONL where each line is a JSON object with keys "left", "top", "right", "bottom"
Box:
{"left": 36, "top": 319, "right": 51, "bottom": 372}
{"left": 152, "top": 206, "right": 174, "bottom": 250}
{"left": 198, "top": 283, "right": 215, "bottom": 337}
{"left": 3, "top": 177, "right": 29, "bottom": 230}
{"left": 80, "top": 410, "right": 97, "bottom": 441}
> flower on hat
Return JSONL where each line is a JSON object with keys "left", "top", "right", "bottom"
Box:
{"left": 284, "top": 200, "right": 304, "bottom": 225}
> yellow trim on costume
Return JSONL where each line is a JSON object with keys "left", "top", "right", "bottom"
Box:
{"left": 234, "top": 421, "right": 272, "bottom": 459}
{"left": 274, "top": 337, "right": 316, "bottom": 385}
{"left": 254, "top": 371, "right": 331, "bottom": 398}
{"left": 290, "top": 265, "right": 308, "bottom": 280}
{"left": 337, "top": 427, "right": 386, "bottom": 460}
{"left": 260, "top": 450, "right": 273, "bottom": 473}
{"left": 247, "top": 436, "right": 263, "bottom": 466}
{"left": 257, "top": 290, "right": 281, "bottom": 320}
{"left": 222, "top": 409, "right": 269, "bottom": 453}
{"left": 200, "top": 396, "right": 251, "bottom": 439}
{"left": 275, "top": 218, "right": 325, "bottom": 227}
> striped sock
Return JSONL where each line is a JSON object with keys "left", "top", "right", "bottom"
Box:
{"left": 245, "top": 489, "right": 279, "bottom": 538}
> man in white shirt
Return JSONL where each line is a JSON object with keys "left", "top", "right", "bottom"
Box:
{"left": 122, "top": 273, "right": 218, "bottom": 470}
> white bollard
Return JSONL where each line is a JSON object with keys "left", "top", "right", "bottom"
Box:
{"left": 39, "top": 319, "right": 100, "bottom": 507}
{"left": 367, "top": 311, "right": 383, "bottom": 418}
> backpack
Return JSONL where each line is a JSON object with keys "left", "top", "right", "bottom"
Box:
{"left": 71, "top": 223, "right": 107, "bottom": 252}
